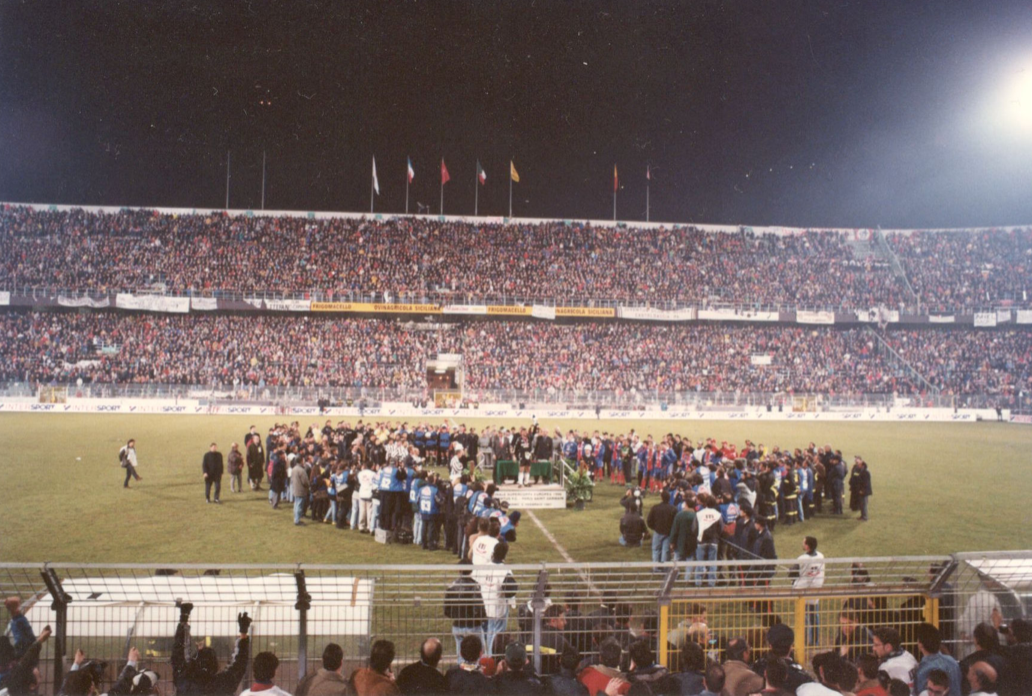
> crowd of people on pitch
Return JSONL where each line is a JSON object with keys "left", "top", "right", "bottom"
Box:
{"left": 5, "top": 584, "right": 1031, "bottom": 696}
{"left": 222, "top": 420, "right": 521, "bottom": 553}
{"left": 6, "top": 204, "right": 1030, "bottom": 311}
{"left": 886, "top": 229, "right": 1032, "bottom": 312}
{"left": 3, "top": 310, "right": 1029, "bottom": 400}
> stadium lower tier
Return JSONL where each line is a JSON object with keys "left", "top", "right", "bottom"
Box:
{"left": 3, "top": 310, "right": 1029, "bottom": 398}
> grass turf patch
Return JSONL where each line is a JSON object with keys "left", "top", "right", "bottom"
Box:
{"left": 0, "top": 414, "right": 1029, "bottom": 564}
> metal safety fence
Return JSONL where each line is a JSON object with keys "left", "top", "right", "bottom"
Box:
{"left": 1, "top": 552, "right": 1028, "bottom": 695}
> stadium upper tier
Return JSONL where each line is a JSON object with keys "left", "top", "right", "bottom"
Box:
{"left": 4, "top": 311, "right": 1029, "bottom": 400}
{"left": 2, "top": 205, "right": 1029, "bottom": 311}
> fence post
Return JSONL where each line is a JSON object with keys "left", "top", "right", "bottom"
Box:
{"left": 656, "top": 567, "right": 679, "bottom": 668}
{"left": 530, "top": 568, "right": 549, "bottom": 675}
{"left": 40, "top": 566, "right": 72, "bottom": 692}
{"left": 793, "top": 596, "right": 807, "bottom": 666}
{"left": 295, "top": 570, "right": 312, "bottom": 681}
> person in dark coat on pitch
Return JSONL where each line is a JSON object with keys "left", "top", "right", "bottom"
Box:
{"left": 202, "top": 443, "right": 224, "bottom": 504}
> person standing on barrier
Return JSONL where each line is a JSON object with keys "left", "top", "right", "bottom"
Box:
{"left": 793, "top": 536, "right": 826, "bottom": 648}
{"left": 445, "top": 562, "right": 487, "bottom": 665}
{"left": 172, "top": 603, "right": 251, "bottom": 696}
{"left": 202, "top": 442, "right": 224, "bottom": 504}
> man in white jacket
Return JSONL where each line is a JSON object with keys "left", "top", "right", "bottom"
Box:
{"left": 240, "top": 652, "right": 291, "bottom": 696}
{"left": 472, "top": 540, "right": 518, "bottom": 658}
{"left": 794, "top": 536, "right": 826, "bottom": 647}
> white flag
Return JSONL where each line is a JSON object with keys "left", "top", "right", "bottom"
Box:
{"left": 372, "top": 157, "right": 380, "bottom": 195}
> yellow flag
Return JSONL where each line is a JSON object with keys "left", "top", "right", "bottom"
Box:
{"left": 510, "top": 160, "right": 520, "bottom": 183}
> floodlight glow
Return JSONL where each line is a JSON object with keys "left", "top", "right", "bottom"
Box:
{"left": 991, "top": 62, "right": 1032, "bottom": 139}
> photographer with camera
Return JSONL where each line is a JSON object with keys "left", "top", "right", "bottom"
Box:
{"left": 172, "top": 602, "right": 251, "bottom": 696}
{"left": 619, "top": 488, "right": 648, "bottom": 548}
{"left": 63, "top": 647, "right": 160, "bottom": 696}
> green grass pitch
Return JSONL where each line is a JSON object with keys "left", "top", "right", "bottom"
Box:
{"left": 1, "top": 414, "right": 1030, "bottom": 564}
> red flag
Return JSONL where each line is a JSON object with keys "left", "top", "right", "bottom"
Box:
{"left": 613, "top": 164, "right": 619, "bottom": 192}
{"left": 441, "top": 159, "right": 450, "bottom": 185}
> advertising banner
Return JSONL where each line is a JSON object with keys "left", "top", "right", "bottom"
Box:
{"left": 57, "top": 295, "right": 111, "bottom": 309}
{"left": 310, "top": 302, "right": 442, "bottom": 314}
{"left": 555, "top": 307, "right": 617, "bottom": 318}
{"left": 796, "top": 310, "right": 835, "bottom": 325}
{"left": 973, "top": 312, "right": 997, "bottom": 327}
{"left": 190, "top": 297, "right": 219, "bottom": 311}
{"left": 115, "top": 294, "right": 190, "bottom": 313}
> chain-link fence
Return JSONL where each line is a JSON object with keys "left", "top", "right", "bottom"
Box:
{"left": 2, "top": 553, "right": 1028, "bottom": 695}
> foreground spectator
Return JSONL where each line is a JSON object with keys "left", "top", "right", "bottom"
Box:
{"left": 172, "top": 603, "right": 250, "bottom": 696}
{"left": 494, "top": 641, "right": 545, "bottom": 695}
{"left": 241, "top": 652, "right": 290, "bottom": 696}
{"left": 396, "top": 638, "right": 446, "bottom": 695}
{"left": 350, "top": 639, "right": 400, "bottom": 696}
{"left": 444, "top": 635, "right": 492, "bottom": 694}
{"left": 295, "top": 643, "right": 348, "bottom": 696}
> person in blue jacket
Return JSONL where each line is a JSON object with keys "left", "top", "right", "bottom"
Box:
{"left": 418, "top": 473, "right": 442, "bottom": 550}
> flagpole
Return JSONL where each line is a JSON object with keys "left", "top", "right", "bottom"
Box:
{"left": 509, "top": 173, "right": 513, "bottom": 218}
{"left": 225, "top": 150, "right": 231, "bottom": 210}
{"left": 440, "top": 174, "right": 444, "bottom": 216}
{"left": 261, "top": 150, "right": 266, "bottom": 210}
{"left": 405, "top": 170, "right": 410, "bottom": 215}
{"left": 646, "top": 182, "right": 650, "bottom": 222}
{"left": 370, "top": 157, "right": 375, "bottom": 214}
{"left": 475, "top": 161, "right": 479, "bottom": 216}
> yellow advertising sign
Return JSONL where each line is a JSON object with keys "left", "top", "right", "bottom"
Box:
{"left": 555, "top": 307, "right": 616, "bottom": 318}
{"left": 485, "top": 305, "right": 532, "bottom": 316}
{"left": 310, "top": 302, "right": 442, "bottom": 314}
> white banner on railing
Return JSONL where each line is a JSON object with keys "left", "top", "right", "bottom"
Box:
{"left": 265, "top": 298, "right": 311, "bottom": 312}
{"left": 750, "top": 355, "right": 773, "bottom": 366}
{"left": 697, "top": 308, "right": 778, "bottom": 322}
{"left": 0, "top": 291, "right": 9, "bottom": 306}
{"left": 997, "top": 309, "right": 1012, "bottom": 323}
{"left": 855, "top": 307, "right": 900, "bottom": 324}
{"left": 616, "top": 306, "right": 695, "bottom": 321}
{"left": 797, "top": 310, "right": 835, "bottom": 325}
{"left": 928, "top": 315, "right": 955, "bottom": 323}
{"left": 1016, "top": 310, "right": 1032, "bottom": 325}
{"left": 115, "top": 294, "right": 190, "bottom": 313}
{"left": 57, "top": 295, "right": 111, "bottom": 309}
{"left": 190, "top": 297, "right": 218, "bottom": 311}
{"left": 531, "top": 305, "right": 556, "bottom": 320}
{"left": 974, "top": 312, "right": 997, "bottom": 327}
{"left": 442, "top": 305, "right": 488, "bottom": 315}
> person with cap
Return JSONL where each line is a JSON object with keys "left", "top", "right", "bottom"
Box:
{"left": 171, "top": 602, "right": 251, "bottom": 696}
{"left": 202, "top": 442, "right": 224, "bottom": 504}
{"left": 750, "top": 623, "right": 813, "bottom": 693}
{"left": 396, "top": 637, "right": 446, "bottom": 695}
{"left": 494, "top": 641, "right": 546, "bottom": 695}
{"left": 240, "top": 652, "right": 290, "bottom": 696}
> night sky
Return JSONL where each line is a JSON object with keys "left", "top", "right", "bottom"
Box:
{"left": 1, "top": 1, "right": 1029, "bottom": 229}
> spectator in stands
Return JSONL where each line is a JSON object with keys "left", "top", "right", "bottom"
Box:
{"left": 295, "top": 643, "right": 347, "bottom": 696}
{"left": 172, "top": 603, "right": 250, "bottom": 696}
{"left": 853, "top": 654, "right": 886, "bottom": 696}
{"left": 751, "top": 624, "right": 812, "bottom": 693}
{"left": 958, "top": 624, "right": 1010, "bottom": 696}
{"left": 396, "top": 637, "right": 446, "bottom": 695}
{"left": 920, "top": 669, "right": 953, "bottom": 696}
{"left": 915, "top": 624, "right": 962, "bottom": 696}
{"left": 579, "top": 638, "right": 630, "bottom": 696}
{"left": 65, "top": 646, "right": 159, "bottom": 696}
{"left": 701, "top": 665, "right": 726, "bottom": 696}
{"left": 1002, "top": 618, "right": 1032, "bottom": 696}
{"left": 241, "top": 652, "right": 290, "bottom": 696}
{"left": 965, "top": 663, "right": 999, "bottom": 696}
{"left": 2, "top": 598, "right": 34, "bottom": 660}
{"left": 546, "top": 645, "right": 589, "bottom": 696}
{"left": 445, "top": 635, "right": 492, "bottom": 694}
{"left": 872, "top": 627, "right": 918, "bottom": 692}
{"left": 494, "top": 641, "right": 545, "bottom": 695}
{"left": 0, "top": 624, "right": 50, "bottom": 696}
{"left": 350, "top": 639, "right": 399, "bottom": 696}
{"left": 672, "top": 641, "right": 707, "bottom": 695}
{"left": 755, "top": 658, "right": 794, "bottom": 696}
{"left": 624, "top": 639, "right": 669, "bottom": 691}
{"left": 722, "top": 638, "right": 764, "bottom": 696}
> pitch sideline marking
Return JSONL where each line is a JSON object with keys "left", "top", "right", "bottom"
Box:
{"left": 525, "top": 509, "right": 600, "bottom": 596}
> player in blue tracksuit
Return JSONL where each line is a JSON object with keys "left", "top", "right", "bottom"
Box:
{"left": 414, "top": 427, "right": 426, "bottom": 458}
{"left": 438, "top": 427, "right": 451, "bottom": 464}
{"left": 418, "top": 474, "right": 441, "bottom": 549}
{"left": 375, "top": 463, "right": 395, "bottom": 531}
{"left": 425, "top": 429, "right": 438, "bottom": 465}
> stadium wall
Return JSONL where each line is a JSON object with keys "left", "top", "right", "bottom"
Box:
{"left": 0, "top": 396, "right": 1010, "bottom": 421}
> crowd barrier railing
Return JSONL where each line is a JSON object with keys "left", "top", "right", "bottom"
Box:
{"left": 1, "top": 553, "right": 1027, "bottom": 695}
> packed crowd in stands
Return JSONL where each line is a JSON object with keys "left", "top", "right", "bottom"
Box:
{"left": 0, "top": 205, "right": 922, "bottom": 309}
{"left": 2, "top": 311, "right": 1030, "bottom": 399}
{"left": 887, "top": 229, "right": 1032, "bottom": 312}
